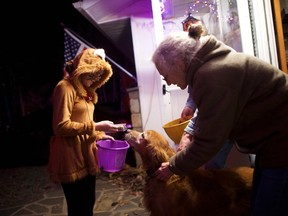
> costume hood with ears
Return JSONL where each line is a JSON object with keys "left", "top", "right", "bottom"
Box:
{"left": 65, "top": 48, "right": 113, "bottom": 103}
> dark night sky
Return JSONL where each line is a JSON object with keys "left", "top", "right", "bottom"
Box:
{"left": 1, "top": 0, "right": 133, "bottom": 82}
{"left": 2, "top": 1, "right": 70, "bottom": 84}
{"left": 0, "top": 1, "right": 76, "bottom": 168}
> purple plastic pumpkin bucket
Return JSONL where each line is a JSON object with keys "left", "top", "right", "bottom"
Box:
{"left": 97, "top": 140, "right": 129, "bottom": 172}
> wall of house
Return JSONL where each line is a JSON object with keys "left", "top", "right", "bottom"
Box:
{"left": 129, "top": 17, "right": 168, "bottom": 133}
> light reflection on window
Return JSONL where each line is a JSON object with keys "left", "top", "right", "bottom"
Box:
{"left": 162, "top": 0, "right": 243, "bottom": 52}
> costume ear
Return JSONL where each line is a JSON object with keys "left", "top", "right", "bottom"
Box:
{"left": 94, "top": 49, "right": 105, "bottom": 60}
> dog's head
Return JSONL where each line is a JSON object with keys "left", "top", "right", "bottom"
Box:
{"left": 125, "top": 129, "right": 176, "bottom": 173}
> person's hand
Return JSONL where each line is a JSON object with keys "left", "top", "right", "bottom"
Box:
{"left": 176, "top": 132, "right": 193, "bottom": 152}
{"left": 95, "top": 120, "right": 120, "bottom": 133}
{"left": 100, "top": 134, "right": 115, "bottom": 140}
{"left": 181, "top": 106, "right": 194, "bottom": 120}
{"left": 155, "top": 162, "right": 174, "bottom": 181}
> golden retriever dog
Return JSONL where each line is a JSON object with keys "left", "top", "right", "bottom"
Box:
{"left": 124, "top": 129, "right": 253, "bottom": 216}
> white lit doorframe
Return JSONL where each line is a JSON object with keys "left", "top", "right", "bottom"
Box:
{"left": 250, "top": 0, "right": 279, "bottom": 66}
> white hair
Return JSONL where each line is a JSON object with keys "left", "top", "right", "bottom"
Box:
{"left": 152, "top": 26, "right": 208, "bottom": 76}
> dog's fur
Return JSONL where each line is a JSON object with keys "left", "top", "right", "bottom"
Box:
{"left": 125, "top": 129, "right": 253, "bottom": 216}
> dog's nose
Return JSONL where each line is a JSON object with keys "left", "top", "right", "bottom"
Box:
{"left": 116, "top": 127, "right": 132, "bottom": 140}
{"left": 124, "top": 130, "right": 132, "bottom": 141}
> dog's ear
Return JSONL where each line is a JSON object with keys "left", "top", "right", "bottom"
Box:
{"left": 150, "top": 145, "right": 170, "bottom": 162}
{"left": 146, "top": 130, "right": 174, "bottom": 163}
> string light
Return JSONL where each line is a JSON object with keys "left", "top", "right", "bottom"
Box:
{"left": 159, "top": 0, "right": 238, "bottom": 24}
{"left": 184, "top": 0, "right": 237, "bottom": 24}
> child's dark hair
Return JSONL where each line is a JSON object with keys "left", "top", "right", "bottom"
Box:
{"left": 187, "top": 23, "right": 204, "bottom": 40}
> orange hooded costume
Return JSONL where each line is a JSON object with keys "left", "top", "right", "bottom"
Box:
{"left": 47, "top": 48, "right": 113, "bottom": 183}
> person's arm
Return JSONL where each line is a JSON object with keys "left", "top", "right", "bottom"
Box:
{"left": 95, "top": 121, "right": 119, "bottom": 132}
{"left": 185, "top": 93, "right": 197, "bottom": 110}
{"left": 171, "top": 85, "right": 239, "bottom": 176}
{"left": 181, "top": 87, "right": 197, "bottom": 120}
{"left": 179, "top": 87, "right": 197, "bottom": 149}
{"left": 52, "top": 82, "right": 95, "bottom": 136}
{"left": 52, "top": 82, "right": 121, "bottom": 137}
